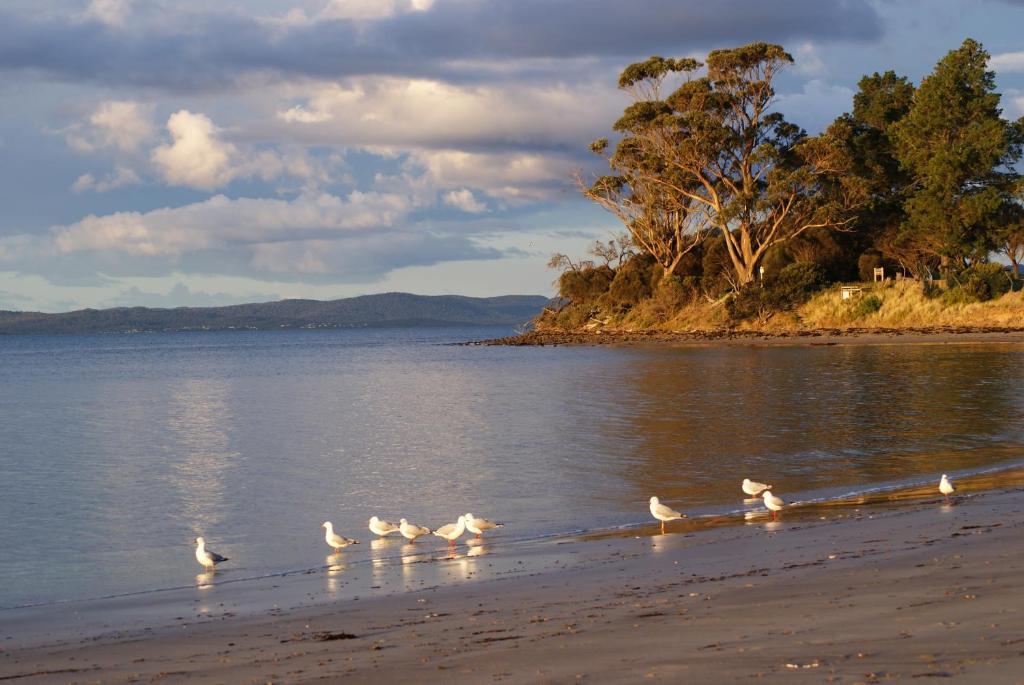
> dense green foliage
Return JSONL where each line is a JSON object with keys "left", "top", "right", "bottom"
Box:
{"left": 551, "top": 39, "right": 1024, "bottom": 325}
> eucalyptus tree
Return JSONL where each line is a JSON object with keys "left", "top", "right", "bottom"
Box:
{"left": 586, "top": 44, "right": 860, "bottom": 287}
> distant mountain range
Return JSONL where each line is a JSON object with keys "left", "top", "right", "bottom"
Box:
{"left": 0, "top": 293, "right": 551, "bottom": 335}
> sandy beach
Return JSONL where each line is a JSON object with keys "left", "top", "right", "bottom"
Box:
{"left": 4, "top": 475, "right": 1024, "bottom": 684}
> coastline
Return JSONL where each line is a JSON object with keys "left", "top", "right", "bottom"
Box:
{"left": 472, "top": 325, "right": 1024, "bottom": 347}
{"left": 4, "top": 473, "right": 1024, "bottom": 683}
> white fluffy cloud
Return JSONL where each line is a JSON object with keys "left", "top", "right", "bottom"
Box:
{"left": 53, "top": 191, "right": 411, "bottom": 259}
{"left": 443, "top": 188, "right": 488, "bottom": 213}
{"left": 991, "top": 50, "right": 1024, "bottom": 73}
{"left": 65, "top": 100, "right": 155, "bottom": 153}
{"left": 150, "top": 110, "right": 328, "bottom": 191}
{"left": 276, "top": 76, "right": 619, "bottom": 151}
{"left": 72, "top": 165, "right": 141, "bottom": 193}
{"left": 150, "top": 110, "right": 237, "bottom": 190}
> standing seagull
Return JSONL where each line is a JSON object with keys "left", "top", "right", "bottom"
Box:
{"left": 742, "top": 479, "right": 772, "bottom": 497}
{"left": 322, "top": 521, "right": 359, "bottom": 551}
{"left": 939, "top": 474, "right": 956, "bottom": 503}
{"left": 464, "top": 512, "right": 504, "bottom": 539}
{"left": 649, "top": 496, "right": 686, "bottom": 534}
{"left": 398, "top": 518, "right": 431, "bottom": 542}
{"left": 194, "top": 537, "right": 229, "bottom": 571}
{"left": 368, "top": 516, "right": 400, "bottom": 537}
{"left": 432, "top": 515, "right": 467, "bottom": 546}
{"left": 762, "top": 491, "right": 785, "bottom": 521}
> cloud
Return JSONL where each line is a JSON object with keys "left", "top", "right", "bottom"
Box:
{"left": 150, "top": 110, "right": 328, "bottom": 190}
{"left": 151, "top": 110, "right": 236, "bottom": 190}
{"left": 274, "top": 76, "right": 619, "bottom": 152}
{"left": 72, "top": 165, "right": 141, "bottom": 192}
{"left": 1004, "top": 89, "right": 1024, "bottom": 119}
{"left": 775, "top": 79, "right": 856, "bottom": 133}
{"left": 793, "top": 42, "right": 826, "bottom": 76}
{"left": 443, "top": 188, "right": 487, "bottom": 213}
{"left": 82, "top": 0, "right": 134, "bottom": 27}
{"left": 64, "top": 100, "right": 154, "bottom": 153}
{"left": 991, "top": 50, "right": 1024, "bottom": 73}
{"left": 400, "top": 148, "right": 578, "bottom": 203}
{"left": 101, "top": 282, "right": 279, "bottom": 308}
{"left": 53, "top": 191, "right": 411, "bottom": 258}
{"left": 0, "top": 1, "right": 882, "bottom": 90}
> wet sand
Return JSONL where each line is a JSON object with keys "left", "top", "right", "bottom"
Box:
{"left": 4, "top": 481, "right": 1024, "bottom": 683}
{"left": 474, "top": 326, "right": 1024, "bottom": 347}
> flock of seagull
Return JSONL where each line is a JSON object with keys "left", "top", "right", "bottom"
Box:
{"left": 194, "top": 474, "right": 959, "bottom": 571}
{"left": 194, "top": 512, "right": 503, "bottom": 570}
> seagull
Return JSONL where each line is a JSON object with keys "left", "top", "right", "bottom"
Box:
{"left": 649, "top": 496, "right": 686, "bottom": 534}
{"left": 742, "top": 478, "right": 772, "bottom": 497}
{"left": 194, "top": 536, "right": 229, "bottom": 571}
{"left": 322, "top": 521, "right": 359, "bottom": 551}
{"left": 369, "top": 516, "right": 400, "bottom": 537}
{"left": 762, "top": 491, "right": 785, "bottom": 520}
{"left": 464, "top": 512, "right": 504, "bottom": 538}
{"left": 399, "top": 518, "right": 431, "bottom": 542}
{"left": 432, "top": 515, "right": 467, "bottom": 546}
{"left": 939, "top": 474, "right": 955, "bottom": 503}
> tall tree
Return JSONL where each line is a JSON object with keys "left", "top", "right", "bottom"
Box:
{"left": 587, "top": 44, "right": 860, "bottom": 287}
{"left": 892, "top": 39, "right": 1024, "bottom": 270}
{"left": 828, "top": 71, "right": 922, "bottom": 274}
{"left": 583, "top": 57, "right": 711, "bottom": 277}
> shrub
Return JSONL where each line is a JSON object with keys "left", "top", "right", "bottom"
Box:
{"left": 602, "top": 255, "right": 655, "bottom": 311}
{"left": 727, "top": 262, "right": 828, "bottom": 321}
{"left": 558, "top": 265, "right": 614, "bottom": 304}
{"left": 852, "top": 294, "right": 883, "bottom": 318}
{"left": 947, "top": 263, "right": 1013, "bottom": 303}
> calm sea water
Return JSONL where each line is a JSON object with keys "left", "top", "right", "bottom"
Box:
{"left": 1, "top": 328, "right": 1023, "bottom": 608}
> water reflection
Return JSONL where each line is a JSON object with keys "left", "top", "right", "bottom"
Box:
{"left": 465, "top": 538, "right": 490, "bottom": 558}
{"left": 167, "top": 379, "right": 238, "bottom": 539}
{"left": 597, "top": 345, "right": 1024, "bottom": 510}
{"left": 326, "top": 553, "right": 347, "bottom": 595}
{"left": 196, "top": 570, "right": 216, "bottom": 588}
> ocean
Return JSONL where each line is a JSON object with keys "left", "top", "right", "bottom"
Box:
{"left": 2, "top": 328, "right": 1023, "bottom": 610}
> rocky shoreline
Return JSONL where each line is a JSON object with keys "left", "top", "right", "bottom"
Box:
{"left": 470, "top": 325, "right": 1024, "bottom": 346}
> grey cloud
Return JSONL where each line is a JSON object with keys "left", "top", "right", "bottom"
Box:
{"left": 101, "top": 283, "right": 281, "bottom": 308}
{"left": 0, "top": 1, "right": 882, "bottom": 90}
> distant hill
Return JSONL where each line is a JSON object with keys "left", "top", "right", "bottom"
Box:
{"left": 0, "top": 293, "right": 551, "bottom": 335}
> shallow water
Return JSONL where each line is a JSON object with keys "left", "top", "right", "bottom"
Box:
{"left": 1, "top": 329, "right": 1023, "bottom": 609}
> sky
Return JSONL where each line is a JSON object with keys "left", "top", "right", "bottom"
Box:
{"left": 1, "top": 0, "right": 1024, "bottom": 312}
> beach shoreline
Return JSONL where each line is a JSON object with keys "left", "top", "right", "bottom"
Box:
{"left": 4, "top": 478, "right": 1024, "bottom": 683}
{"left": 471, "top": 326, "right": 1024, "bottom": 347}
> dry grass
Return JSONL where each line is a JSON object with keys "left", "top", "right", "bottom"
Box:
{"left": 798, "top": 280, "right": 1024, "bottom": 329}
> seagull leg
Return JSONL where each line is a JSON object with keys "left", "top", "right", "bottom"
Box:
{"left": 476, "top": 533, "right": 481, "bottom": 539}
{"left": 660, "top": 521, "right": 665, "bottom": 534}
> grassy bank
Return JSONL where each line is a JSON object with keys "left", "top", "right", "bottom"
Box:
{"left": 536, "top": 279, "right": 1024, "bottom": 335}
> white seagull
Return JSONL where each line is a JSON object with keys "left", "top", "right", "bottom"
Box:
{"left": 464, "top": 512, "right": 504, "bottom": 538}
{"left": 432, "top": 515, "right": 467, "bottom": 546}
{"left": 939, "top": 474, "right": 956, "bottom": 503}
{"left": 322, "top": 521, "right": 359, "bottom": 551}
{"left": 194, "top": 536, "right": 229, "bottom": 571}
{"left": 368, "top": 516, "right": 400, "bottom": 537}
{"left": 649, "top": 496, "right": 686, "bottom": 534}
{"left": 398, "top": 518, "right": 431, "bottom": 542}
{"left": 742, "top": 478, "right": 772, "bottom": 497}
{"left": 762, "top": 490, "right": 785, "bottom": 520}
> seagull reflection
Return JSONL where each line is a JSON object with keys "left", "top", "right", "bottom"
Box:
{"left": 370, "top": 538, "right": 397, "bottom": 552}
{"left": 326, "top": 554, "right": 347, "bottom": 594}
{"left": 466, "top": 538, "right": 490, "bottom": 558}
{"left": 764, "top": 520, "right": 781, "bottom": 532}
{"left": 196, "top": 571, "right": 216, "bottom": 588}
